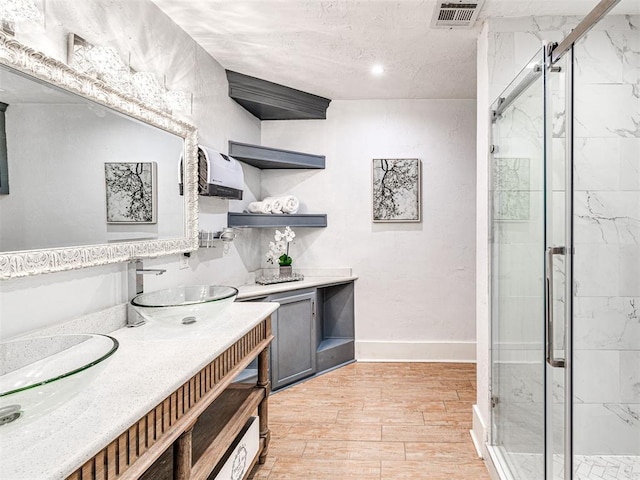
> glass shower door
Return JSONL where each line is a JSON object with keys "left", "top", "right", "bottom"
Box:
{"left": 544, "top": 46, "right": 570, "bottom": 480}
{"left": 545, "top": 21, "right": 640, "bottom": 477}
{"left": 491, "top": 4, "right": 640, "bottom": 479}
{"left": 490, "top": 49, "right": 547, "bottom": 480}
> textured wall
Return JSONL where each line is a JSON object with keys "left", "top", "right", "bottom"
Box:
{"left": 261, "top": 99, "right": 477, "bottom": 360}
{"left": 0, "top": 0, "right": 262, "bottom": 339}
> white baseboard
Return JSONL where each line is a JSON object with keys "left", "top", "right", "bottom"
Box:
{"left": 471, "top": 404, "right": 488, "bottom": 458}
{"left": 355, "top": 341, "right": 476, "bottom": 362}
{"left": 472, "top": 406, "right": 509, "bottom": 480}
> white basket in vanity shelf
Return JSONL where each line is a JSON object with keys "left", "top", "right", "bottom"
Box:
{"left": 211, "top": 416, "right": 259, "bottom": 480}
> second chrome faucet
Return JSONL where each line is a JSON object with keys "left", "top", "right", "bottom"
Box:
{"left": 127, "top": 259, "right": 166, "bottom": 327}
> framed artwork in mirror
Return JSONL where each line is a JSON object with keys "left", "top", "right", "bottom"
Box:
{"left": 105, "top": 162, "right": 157, "bottom": 224}
{"left": 372, "top": 158, "right": 421, "bottom": 222}
{"left": 0, "top": 102, "right": 8, "bottom": 194}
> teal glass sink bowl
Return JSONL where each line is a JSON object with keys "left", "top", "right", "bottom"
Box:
{"left": 0, "top": 334, "right": 118, "bottom": 427}
{"left": 131, "top": 285, "right": 238, "bottom": 325}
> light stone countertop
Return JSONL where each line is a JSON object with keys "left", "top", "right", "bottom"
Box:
{"left": 0, "top": 301, "right": 279, "bottom": 480}
{"left": 236, "top": 274, "right": 358, "bottom": 300}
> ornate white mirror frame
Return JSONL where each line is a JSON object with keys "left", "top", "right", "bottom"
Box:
{"left": 0, "top": 33, "right": 199, "bottom": 279}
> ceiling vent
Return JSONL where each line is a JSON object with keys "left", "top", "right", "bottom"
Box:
{"left": 431, "top": 1, "right": 484, "bottom": 28}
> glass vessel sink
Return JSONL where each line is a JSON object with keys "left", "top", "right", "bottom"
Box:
{"left": 131, "top": 285, "right": 238, "bottom": 325}
{"left": 0, "top": 334, "right": 118, "bottom": 427}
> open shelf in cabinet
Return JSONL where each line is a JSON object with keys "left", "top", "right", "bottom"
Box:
{"left": 139, "top": 385, "right": 264, "bottom": 480}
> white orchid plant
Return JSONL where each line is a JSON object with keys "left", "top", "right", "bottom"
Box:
{"left": 266, "top": 226, "right": 296, "bottom": 266}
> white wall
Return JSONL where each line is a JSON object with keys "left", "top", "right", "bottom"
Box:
{"left": 0, "top": 0, "right": 262, "bottom": 339}
{"left": 473, "top": 21, "right": 491, "bottom": 454}
{"left": 261, "top": 99, "right": 477, "bottom": 361}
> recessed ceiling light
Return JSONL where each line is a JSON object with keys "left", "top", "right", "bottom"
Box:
{"left": 371, "top": 64, "right": 384, "bottom": 76}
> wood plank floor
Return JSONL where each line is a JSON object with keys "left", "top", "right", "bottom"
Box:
{"left": 249, "top": 362, "right": 490, "bottom": 480}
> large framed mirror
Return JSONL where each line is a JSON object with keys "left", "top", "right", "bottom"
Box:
{"left": 0, "top": 33, "right": 198, "bottom": 279}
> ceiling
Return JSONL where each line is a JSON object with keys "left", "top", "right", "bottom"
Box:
{"left": 152, "top": 0, "right": 639, "bottom": 100}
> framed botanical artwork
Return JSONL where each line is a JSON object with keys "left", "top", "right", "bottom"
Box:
{"left": 372, "top": 158, "right": 421, "bottom": 222}
{"left": 105, "top": 162, "right": 157, "bottom": 224}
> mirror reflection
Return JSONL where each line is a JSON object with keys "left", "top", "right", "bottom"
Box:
{"left": 0, "top": 65, "right": 185, "bottom": 252}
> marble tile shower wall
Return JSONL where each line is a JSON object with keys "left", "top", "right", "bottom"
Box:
{"left": 488, "top": 15, "right": 640, "bottom": 456}
{"left": 572, "top": 15, "right": 639, "bottom": 456}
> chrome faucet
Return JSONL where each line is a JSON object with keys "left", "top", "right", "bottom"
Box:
{"left": 127, "top": 260, "right": 166, "bottom": 327}
{"left": 128, "top": 259, "right": 166, "bottom": 299}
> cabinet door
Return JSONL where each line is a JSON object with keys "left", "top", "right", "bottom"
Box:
{"left": 270, "top": 291, "right": 317, "bottom": 390}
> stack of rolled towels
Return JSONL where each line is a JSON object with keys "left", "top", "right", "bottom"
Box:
{"left": 247, "top": 195, "right": 300, "bottom": 214}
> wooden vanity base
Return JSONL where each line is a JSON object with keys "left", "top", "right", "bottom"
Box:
{"left": 67, "top": 317, "right": 273, "bottom": 480}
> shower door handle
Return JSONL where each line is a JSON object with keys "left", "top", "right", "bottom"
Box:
{"left": 545, "top": 246, "right": 566, "bottom": 368}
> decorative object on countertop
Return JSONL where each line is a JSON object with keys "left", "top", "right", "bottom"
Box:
{"left": 255, "top": 271, "right": 304, "bottom": 285}
{"left": 247, "top": 195, "right": 299, "bottom": 215}
{"left": 267, "top": 226, "right": 295, "bottom": 267}
{"left": 279, "top": 265, "right": 293, "bottom": 277}
{"left": 372, "top": 158, "right": 421, "bottom": 223}
{"left": 261, "top": 226, "right": 303, "bottom": 283}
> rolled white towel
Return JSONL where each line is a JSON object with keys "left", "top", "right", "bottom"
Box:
{"left": 262, "top": 197, "right": 274, "bottom": 213}
{"left": 281, "top": 195, "right": 299, "bottom": 214}
{"left": 247, "top": 201, "right": 271, "bottom": 214}
{"left": 270, "top": 197, "right": 284, "bottom": 214}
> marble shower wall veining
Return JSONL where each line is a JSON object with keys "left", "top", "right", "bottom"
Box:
{"left": 572, "top": 15, "right": 640, "bottom": 456}
{"left": 488, "top": 14, "right": 640, "bottom": 460}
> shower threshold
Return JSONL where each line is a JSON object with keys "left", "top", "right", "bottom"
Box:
{"left": 487, "top": 447, "right": 639, "bottom": 480}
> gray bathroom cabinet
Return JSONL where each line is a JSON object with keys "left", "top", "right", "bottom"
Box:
{"left": 268, "top": 289, "right": 317, "bottom": 390}
{"left": 239, "top": 280, "right": 355, "bottom": 391}
{"left": 315, "top": 282, "right": 355, "bottom": 373}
